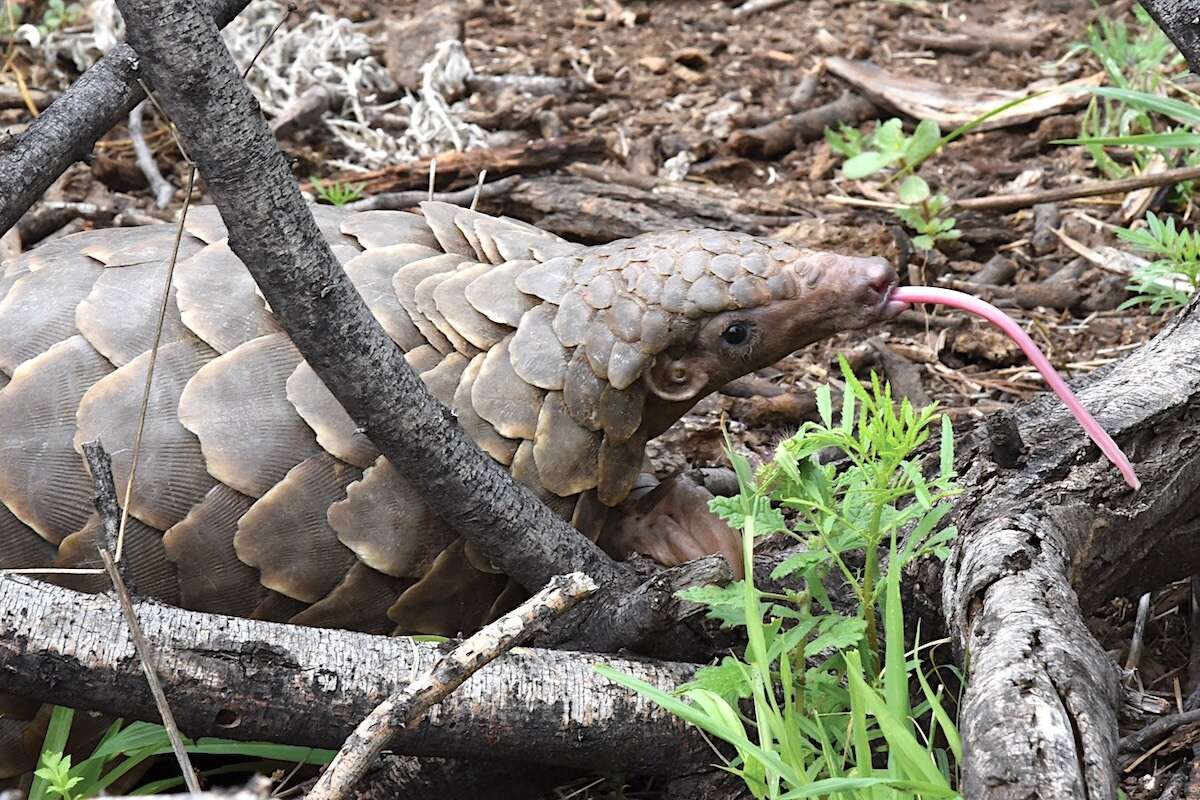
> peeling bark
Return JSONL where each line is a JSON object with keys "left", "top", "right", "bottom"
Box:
{"left": 0, "top": 576, "right": 708, "bottom": 774}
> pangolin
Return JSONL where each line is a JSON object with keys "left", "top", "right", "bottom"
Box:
{"left": 0, "top": 201, "right": 900, "bottom": 775}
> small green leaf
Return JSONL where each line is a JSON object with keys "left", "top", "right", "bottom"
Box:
{"left": 897, "top": 175, "right": 930, "bottom": 204}
{"left": 842, "top": 151, "right": 896, "bottom": 180}
{"left": 904, "top": 119, "right": 942, "bottom": 169}
{"left": 816, "top": 384, "right": 832, "bottom": 428}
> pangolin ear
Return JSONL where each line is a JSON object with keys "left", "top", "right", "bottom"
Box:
{"left": 643, "top": 355, "right": 708, "bottom": 403}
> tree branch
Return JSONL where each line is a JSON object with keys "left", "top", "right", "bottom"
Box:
{"left": 0, "top": 575, "right": 707, "bottom": 774}
{"left": 0, "top": 0, "right": 249, "bottom": 236}
{"left": 309, "top": 573, "right": 597, "bottom": 800}
{"left": 1138, "top": 0, "right": 1200, "bottom": 76}
{"left": 112, "top": 0, "right": 644, "bottom": 641}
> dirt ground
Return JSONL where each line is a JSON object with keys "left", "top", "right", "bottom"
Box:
{"left": 3, "top": 0, "right": 1193, "bottom": 794}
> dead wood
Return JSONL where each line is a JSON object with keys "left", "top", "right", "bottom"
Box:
{"left": 502, "top": 173, "right": 805, "bottom": 241}
{"left": 826, "top": 57, "right": 1102, "bottom": 131}
{"left": 309, "top": 573, "right": 597, "bottom": 800}
{"left": 343, "top": 175, "right": 520, "bottom": 212}
{"left": 82, "top": 440, "right": 202, "bottom": 793}
{"left": 942, "top": 290, "right": 1200, "bottom": 798}
{"left": 0, "top": 0, "right": 250, "bottom": 237}
{"left": 0, "top": 575, "right": 708, "bottom": 774}
{"left": 902, "top": 23, "right": 1040, "bottom": 55}
{"left": 954, "top": 165, "right": 1200, "bottom": 212}
{"left": 324, "top": 134, "right": 607, "bottom": 194}
{"left": 727, "top": 91, "right": 876, "bottom": 159}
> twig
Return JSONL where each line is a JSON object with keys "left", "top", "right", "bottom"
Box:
{"left": 343, "top": 174, "right": 518, "bottom": 212}
{"left": 129, "top": 100, "right": 175, "bottom": 208}
{"left": 80, "top": 441, "right": 127, "bottom": 582}
{"left": 1125, "top": 591, "right": 1151, "bottom": 675}
{"left": 953, "top": 165, "right": 1200, "bottom": 212}
{"left": 307, "top": 572, "right": 598, "bottom": 800}
{"left": 115, "top": 168, "right": 195, "bottom": 564}
{"left": 82, "top": 440, "right": 201, "bottom": 794}
{"left": 731, "top": 0, "right": 797, "bottom": 17}
{"left": 0, "top": 0, "right": 250, "bottom": 237}
{"left": 1118, "top": 708, "right": 1200, "bottom": 760}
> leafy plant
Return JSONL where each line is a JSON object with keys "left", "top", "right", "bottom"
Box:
{"left": 37, "top": 0, "right": 81, "bottom": 34}
{"left": 310, "top": 177, "right": 366, "bottom": 206}
{"left": 29, "top": 707, "right": 333, "bottom": 799}
{"left": 597, "top": 362, "right": 962, "bottom": 799}
{"left": 824, "top": 122, "right": 868, "bottom": 160}
{"left": 894, "top": 176, "right": 961, "bottom": 252}
{"left": 833, "top": 118, "right": 943, "bottom": 181}
{"left": 1115, "top": 211, "right": 1200, "bottom": 312}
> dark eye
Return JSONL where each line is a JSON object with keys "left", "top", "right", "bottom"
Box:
{"left": 720, "top": 322, "right": 752, "bottom": 346}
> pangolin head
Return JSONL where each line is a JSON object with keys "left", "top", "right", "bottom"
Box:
{"left": 518, "top": 228, "right": 901, "bottom": 437}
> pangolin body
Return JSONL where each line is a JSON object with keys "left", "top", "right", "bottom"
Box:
{"left": 0, "top": 201, "right": 900, "bottom": 776}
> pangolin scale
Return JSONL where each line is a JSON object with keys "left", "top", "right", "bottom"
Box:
{"left": 0, "top": 201, "right": 900, "bottom": 776}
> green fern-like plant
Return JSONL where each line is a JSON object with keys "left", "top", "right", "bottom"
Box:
{"left": 1116, "top": 211, "right": 1200, "bottom": 312}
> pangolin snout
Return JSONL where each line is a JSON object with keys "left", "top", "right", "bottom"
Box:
{"left": 847, "top": 256, "right": 905, "bottom": 319}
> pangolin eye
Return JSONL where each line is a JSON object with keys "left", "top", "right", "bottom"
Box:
{"left": 720, "top": 322, "right": 752, "bottom": 346}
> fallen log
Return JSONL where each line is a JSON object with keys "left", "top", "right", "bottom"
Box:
{"left": 324, "top": 134, "right": 608, "bottom": 194}
{"left": 0, "top": 575, "right": 707, "bottom": 774}
{"left": 501, "top": 173, "right": 805, "bottom": 241}
{"left": 943, "top": 290, "right": 1200, "bottom": 798}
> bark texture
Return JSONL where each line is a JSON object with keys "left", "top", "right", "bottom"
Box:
{"left": 0, "top": 0, "right": 249, "bottom": 237}
{"left": 944, "top": 294, "right": 1200, "bottom": 798}
{"left": 0, "top": 576, "right": 707, "bottom": 773}
{"left": 1138, "top": 0, "right": 1200, "bottom": 76}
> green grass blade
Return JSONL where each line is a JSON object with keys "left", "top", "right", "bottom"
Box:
{"left": 882, "top": 537, "right": 912, "bottom": 731}
{"left": 29, "top": 706, "right": 75, "bottom": 800}
{"left": 1091, "top": 86, "right": 1200, "bottom": 127}
{"left": 913, "top": 653, "right": 962, "bottom": 763}
{"left": 1055, "top": 131, "right": 1200, "bottom": 148}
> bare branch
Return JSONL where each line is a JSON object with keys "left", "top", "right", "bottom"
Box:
{"left": 309, "top": 573, "right": 597, "bottom": 800}
{"left": 0, "top": 0, "right": 249, "bottom": 236}
{"left": 112, "top": 0, "right": 647, "bottom": 648}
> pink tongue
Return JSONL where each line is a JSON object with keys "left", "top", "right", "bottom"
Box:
{"left": 890, "top": 286, "right": 1140, "bottom": 490}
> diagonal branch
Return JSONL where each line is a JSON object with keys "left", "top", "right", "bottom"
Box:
{"left": 0, "top": 0, "right": 249, "bottom": 236}
{"left": 109, "top": 0, "right": 722, "bottom": 655}
{"left": 308, "top": 573, "right": 597, "bottom": 800}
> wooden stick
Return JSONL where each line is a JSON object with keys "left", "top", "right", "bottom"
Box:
{"left": 323, "top": 133, "right": 607, "bottom": 194}
{"left": 81, "top": 440, "right": 201, "bottom": 795}
{"left": 307, "top": 573, "right": 597, "bottom": 800}
{"left": 954, "top": 165, "right": 1200, "bottom": 212}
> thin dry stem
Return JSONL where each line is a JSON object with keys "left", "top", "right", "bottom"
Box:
{"left": 306, "top": 572, "right": 598, "bottom": 800}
